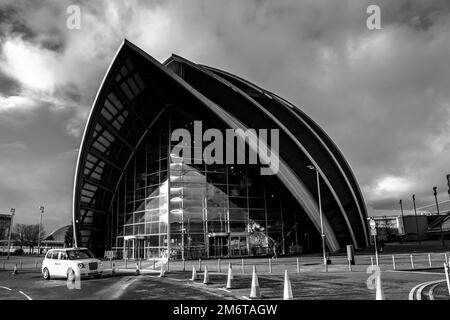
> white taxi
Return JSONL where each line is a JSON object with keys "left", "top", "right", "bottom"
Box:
{"left": 42, "top": 248, "right": 103, "bottom": 280}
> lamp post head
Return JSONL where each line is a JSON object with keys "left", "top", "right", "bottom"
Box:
{"left": 10, "top": 208, "right": 15, "bottom": 215}
{"left": 39, "top": 206, "right": 44, "bottom": 213}
{"left": 433, "top": 187, "right": 437, "bottom": 196}
{"left": 412, "top": 194, "right": 415, "bottom": 201}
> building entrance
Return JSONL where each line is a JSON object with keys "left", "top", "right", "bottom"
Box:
{"left": 208, "top": 234, "right": 229, "bottom": 257}
{"left": 124, "top": 237, "right": 145, "bottom": 260}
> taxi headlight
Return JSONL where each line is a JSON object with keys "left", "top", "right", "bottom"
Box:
{"left": 78, "top": 263, "right": 84, "bottom": 269}
{"left": 99, "top": 261, "right": 103, "bottom": 267}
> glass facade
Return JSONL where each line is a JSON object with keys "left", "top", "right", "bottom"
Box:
{"left": 74, "top": 44, "right": 369, "bottom": 257}
{"left": 108, "top": 109, "right": 320, "bottom": 260}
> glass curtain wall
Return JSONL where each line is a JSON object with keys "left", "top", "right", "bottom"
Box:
{"left": 110, "top": 108, "right": 313, "bottom": 260}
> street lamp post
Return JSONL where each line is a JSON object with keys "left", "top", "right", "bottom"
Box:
{"left": 307, "top": 165, "right": 327, "bottom": 272}
{"left": 38, "top": 206, "right": 44, "bottom": 256}
{"left": 433, "top": 187, "right": 445, "bottom": 247}
{"left": 412, "top": 194, "right": 422, "bottom": 246}
{"left": 399, "top": 199, "right": 405, "bottom": 239}
{"left": 6, "top": 208, "right": 15, "bottom": 260}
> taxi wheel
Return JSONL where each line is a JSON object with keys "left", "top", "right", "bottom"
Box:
{"left": 43, "top": 268, "right": 51, "bottom": 280}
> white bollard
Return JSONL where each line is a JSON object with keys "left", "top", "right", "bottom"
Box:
{"left": 159, "top": 263, "right": 166, "bottom": 277}
{"left": 410, "top": 255, "right": 414, "bottom": 269}
{"left": 371, "top": 257, "right": 374, "bottom": 271}
{"left": 203, "top": 266, "right": 210, "bottom": 284}
{"left": 375, "top": 272, "right": 385, "bottom": 300}
{"left": 283, "top": 270, "right": 293, "bottom": 300}
{"left": 226, "top": 263, "right": 233, "bottom": 289}
{"left": 217, "top": 258, "right": 221, "bottom": 273}
{"left": 135, "top": 261, "right": 140, "bottom": 275}
{"left": 444, "top": 262, "right": 450, "bottom": 295}
{"left": 428, "top": 253, "right": 432, "bottom": 268}
{"left": 191, "top": 265, "right": 198, "bottom": 281}
{"left": 268, "top": 258, "right": 272, "bottom": 273}
{"left": 249, "top": 265, "right": 261, "bottom": 299}
{"left": 392, "top": 255, "right": 396, "bottom": 270}
{"left": 296, "top": 258, "right": 300, "bottom": 273}
{"left": 241, "top": 258, "right": 245, "bottom": 274}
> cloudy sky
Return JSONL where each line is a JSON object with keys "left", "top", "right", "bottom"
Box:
{"left": 0, "top": 0, "right": 449, "bottom": 232}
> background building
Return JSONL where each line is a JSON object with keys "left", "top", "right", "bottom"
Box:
{"left": 73, "top": 40, "right": 369, "bottom": 259}
{"left": 0, "top": 213, "right": 12, "bottom": 241}
{"left": 368, "top": 202, "right": 450, "bottom": 242}
{"left": 42, "top": 225, "right": 72, "bottom": 251}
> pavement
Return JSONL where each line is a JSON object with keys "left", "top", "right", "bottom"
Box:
{"left": 1, "top": 252, "right": 449, "bottom": 300}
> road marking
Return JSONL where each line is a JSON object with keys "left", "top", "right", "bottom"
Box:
{"left": 0, "top": 286, "right": 12, "bottom": 291}
{"left": 428, "top": 282, "right": 442, "bottom": 300}
{"left": 409, "top": 283, "right": 425, "bottom": 300}
{"left": 218, "top": 288, "right": 231, "bottom": 293}
{"left": 409, "top": 280, "right": 444, "bottom": 300}
{"left": 389, "top": 270, "right": 444, "bottom": 275}
{"left": 19, "top": 291, "right": 32, "bottom": 300}
{"left": 241, "top": 296, "right": 251, "bottom": 300}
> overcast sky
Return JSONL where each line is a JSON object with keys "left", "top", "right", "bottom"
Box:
{"left": 0, "top": 0, "right": 449, "bottom": 232}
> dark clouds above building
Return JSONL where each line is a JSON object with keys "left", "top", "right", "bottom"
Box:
{"left": 0, "top": 0, "right": 449, "bottom": 231}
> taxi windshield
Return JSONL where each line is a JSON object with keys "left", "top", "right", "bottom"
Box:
{"left": 67, "top": 249, "right": 94, "bottom": 260}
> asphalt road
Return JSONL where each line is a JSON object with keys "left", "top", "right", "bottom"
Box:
{"left": 1, "top": 248, "right": 449, "bottom": 300}
{"left": 0, "top": 265, "right": 447, "bottom": 300}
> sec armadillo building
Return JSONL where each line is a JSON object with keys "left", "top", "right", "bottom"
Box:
{"left": 73, "top": 40, "right": 369, "bottom": 259}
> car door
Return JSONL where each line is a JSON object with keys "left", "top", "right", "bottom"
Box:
{"left": 59, "top": 252, "right": 69, "bottom": 277}
{"left": 52, "top": 250, "right": 63, "bottom": 276}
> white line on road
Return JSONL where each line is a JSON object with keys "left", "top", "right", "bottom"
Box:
{"left": 409, "top": 283, "right": 425, "bottom": 300}
{"left": 218, "top": 288, "right": 231, "bottom": 293}
{"left": 428, "top": 282, "right": 442, "bottom": 300}
{"left": 19, "top": 291, "right": 32, "bottom": 300}
{"left": 409, "top": 280, "right": 444, "bottom": 300}
{"left": 389, "top": 270, "right": 444, "bottom": 275}
{"left": 0, "top": 286, "right": 12, "bottom": 291}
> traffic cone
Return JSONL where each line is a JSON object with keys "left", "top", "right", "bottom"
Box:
{"left": 250, "top": 265, "right": 261, "bottom": 299}
{"left": 283, "top": 270, "right": 293, "bottom": 300}
{"left": 159, "top": 263, "right": 166, "bottom": 277}
{"left": 135, "top": 261, "right": 140, "bottom": 275}
{"left": 203, "top": 266, "right": 210, "bottom": 284}
{"left": 375, "top": 273, "right": 385, "bottom": 300}
{"left": 191, "top": 265, "right": 198, "bottom": 281}
{"left": 226, "top": 263, "right": 234, "bottom": 289}
{"left": 12, "top": 264, "right": 18, "bottom": 275}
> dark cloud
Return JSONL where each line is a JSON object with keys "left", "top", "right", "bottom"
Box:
{"left": 0, "top": 0, "right": 449, "bottom": 230}
{"left": 0, "top": 71, "right": 20, "bottom": 96}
